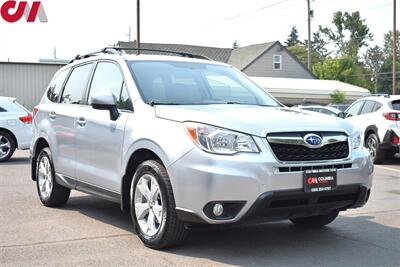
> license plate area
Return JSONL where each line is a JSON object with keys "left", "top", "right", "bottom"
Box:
{"left": 303, "top": 169, "right": 337, "bottom": 193}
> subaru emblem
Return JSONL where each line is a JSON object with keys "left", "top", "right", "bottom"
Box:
{"left": 304, "top": 134, "right": 323, "bottom": 148}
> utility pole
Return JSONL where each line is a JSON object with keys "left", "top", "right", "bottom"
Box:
{"left": 393, "top": 0, "right": 397, "bottom": 95}
{"left": 307, "top": 0, "right": 312, "bottom": 70}
{"left": 136, "top": 0, "right": 141, "bottom": 55}
{"left": 127, "top": 26, "right": 131, "bottom": 42}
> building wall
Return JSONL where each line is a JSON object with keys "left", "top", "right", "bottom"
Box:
{"left": 0, "top": 62, "right": 65, "bottom": 110}
{"left": 243, "top": 44, "right": 315, "bottom": 79}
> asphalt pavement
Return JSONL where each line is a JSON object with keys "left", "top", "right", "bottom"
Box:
{"left": 1, "top": 151, "right": 399, "bottom": 267}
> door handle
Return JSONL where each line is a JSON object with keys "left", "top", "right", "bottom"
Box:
{"left": 49, "top": 111, "right": 56, "bottom": 120}
{"left": 76, "top": 117, "right": 86, "bottom": 127}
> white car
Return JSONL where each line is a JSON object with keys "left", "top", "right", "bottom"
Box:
{"left": 0, "top": 97, "right": 32, "bottom": 162}
{"left": 344, "top": 95, "right": 400, "bottom": 164}
{"left": 295, "top": 105, "right": 343, "bottom": 117}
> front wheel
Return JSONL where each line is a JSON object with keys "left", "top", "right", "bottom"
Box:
{"left": 130, "top": 160, "right": 188, "bottom": 249}
{"left": 290, "top": 211, "right": 339, "bottom": 227}
{"left": 36, "top": 147, "right": 70, "bottom": 207}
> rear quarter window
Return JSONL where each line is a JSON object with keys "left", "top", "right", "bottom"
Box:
{"left": 390, "top": 100, "right": 400, "bottom": 111}
{"left": 47, "top": 69, "right": 70, "bottom": 103}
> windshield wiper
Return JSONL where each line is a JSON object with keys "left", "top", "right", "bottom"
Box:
{"left": 148, "top": 101, "right": 183, "bottom": 106}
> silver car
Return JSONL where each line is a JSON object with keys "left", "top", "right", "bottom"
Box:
{"left": 31, "top": 48, "right": 373, "bottom": 249}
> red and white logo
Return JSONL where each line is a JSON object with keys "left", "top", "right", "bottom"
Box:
{"left": 0, "top": 1, "right": 48, "bottom": 23}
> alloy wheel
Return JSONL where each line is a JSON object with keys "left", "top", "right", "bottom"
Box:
{"left": 134, "top": 174, "right": 164, "bottom": 237}
{"left": 37, "top": 155, "right": 53, "bottom": 200}
{"left": 367, "top": 137, "right": 377, "bottom": 160}
{"left": 0, "top": 135, "right": 11, "bottom": 160}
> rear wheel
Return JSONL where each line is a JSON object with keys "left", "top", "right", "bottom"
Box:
{"left": 130, "top": 160, "right": 188, "bottom": 249}
{"left": 366, "top": 133, "right": 385, "bottom": 164}
{"left": 36, "top": 147, "right": 70, "bottom": 207}
{"left": 0, "top": 131, "right": 16, "bottom": 162}
{"left": 290, "top": 211, "right": 339, "bottom": 227}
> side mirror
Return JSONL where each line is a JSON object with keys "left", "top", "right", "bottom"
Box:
{"left": 91, "top": 91, "right": 120, "bottom": 121}
{"left": 338, "top": 112, "right": 345, "bottom": 119}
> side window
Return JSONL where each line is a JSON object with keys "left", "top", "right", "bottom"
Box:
{"left": 0, "top": 106, "right": 6, "bottom": 112}
{"left": 119, "top": 83, "right": 133, "bottom": 111}
{"left": 273, "top": 55, "right": 282, "bottom": 70}
{"left": 61, "top": 63, "right": 94, "bottom": 104}
{"left": 360, "top": 100, "right": 376, "bottom": 114}
{"left": 88, "top": 62, "right": 132, "bottom": 111}
{"left": 47, "top": 69, "right": 69, "bottom": 103}
{"left": 345, "top": 101, "right": 364, "bottom": 118}
{"left": 374, "top": 103, "right": 383, "bottom": 111}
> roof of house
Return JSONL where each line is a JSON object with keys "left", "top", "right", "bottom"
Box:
{"left": 117, "top": 41, "right": 232, "bottom": 63}
{"left": 228, "top": 42, "right": 276, "bottom": 70}
{"left": 117, "top": 41, "right": 314, "bottom": 78}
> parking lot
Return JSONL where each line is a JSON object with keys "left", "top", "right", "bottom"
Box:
{"left": 1, "top": 150, "right": 399, "bottom": 267}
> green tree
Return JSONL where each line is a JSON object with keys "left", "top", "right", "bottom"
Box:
{"left": 319, "top": 11, "right": 373, "bottom": 58}
{"left": 313, "top": 57, "right": 372, "bottom": 89}
{"left": 330, "top": 90, "right": 347, "bottom": 103}
{"left": 383, "top": 30, "right": 400, "bottom": 58}
{"left": 285, "top": 26, "right": 302, "bottom": 47}
{"left": 363, "top": 45, "right": 384, "bottom": 92}
{"left": 377, "top": 30, "right": 400, "bottom": 94}
{"left": 312, "top": 31, "right": 330, "bottom": 58}
{"left": 288, "top": 44, "right": 323, "bottom": 66}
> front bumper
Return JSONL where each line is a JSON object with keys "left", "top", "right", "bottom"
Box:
{"left": 168, "top": 137, "right": 374, "bottom": 224}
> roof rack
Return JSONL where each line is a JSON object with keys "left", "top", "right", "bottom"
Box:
{"left": 69, "top": 47, "right": 210, "bottom": 63}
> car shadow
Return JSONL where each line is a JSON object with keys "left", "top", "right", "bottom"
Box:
{"left": 0, "top": 156, "right": 30, "bottom": 165}
{"left": 61, "top": 195, "right": 400, "bottom": 267}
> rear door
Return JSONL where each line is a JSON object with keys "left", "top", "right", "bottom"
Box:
{"left": 73, "top": 61, "right": 132, "bottom": 192}
{"left": 53, "top": 63, "right": 95, "bottom": 178}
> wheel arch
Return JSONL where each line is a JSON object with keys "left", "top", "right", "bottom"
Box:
{"left": 120, "top": 142, "right": 170, "bottom": 212}
{"left": 364, "top": 125, "right": 379, "bottom": 144}
{"left": 31, "top": 137, "right": 50, "bottom": 181}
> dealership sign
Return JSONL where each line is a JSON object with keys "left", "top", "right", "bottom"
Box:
{"left": 1, "top": 1, "right": 47, "bottom": 22}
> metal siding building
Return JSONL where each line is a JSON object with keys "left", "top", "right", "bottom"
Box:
{"left": 0, "top": 62, "right": 65, "bottom": 110}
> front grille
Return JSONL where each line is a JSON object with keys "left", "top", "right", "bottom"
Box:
{"left": 278, "top": 163, "right": 352, "bottom": 173}
{"left": 267, "top": 132, "right": 349, "bottom": 161}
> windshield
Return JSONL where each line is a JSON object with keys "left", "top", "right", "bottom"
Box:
{"left": 128, "top": 61, "right": 280, "bottom": 106}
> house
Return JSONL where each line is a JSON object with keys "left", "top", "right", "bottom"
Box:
{"left": 117, "top": 41, "right": 315, "bottom": 79}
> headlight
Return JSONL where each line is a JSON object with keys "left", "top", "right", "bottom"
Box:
{"left": 352, "top": 131, "right": 362, "bottom": 149}
{"left": 183, "top": 122, "right": 259, "bottom": 154}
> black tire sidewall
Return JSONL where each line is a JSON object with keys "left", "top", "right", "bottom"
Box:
{"left": 0, "top": 131, "right": 16, "bottom": 162}
{"left": 130, "top": 161, "right": 169, "bottom": 245}
{"left": 366, "top": 133, "right": 384, "bottom": 164}
{"left": 36, "top": 147, "right": 56, "bottom": 205}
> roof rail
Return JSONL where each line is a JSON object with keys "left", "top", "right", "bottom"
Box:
{"left": 363, "top": 94, "right": 389, "bottom": 98}
{"left": 69, "top": 47, "right": 210, "bottom": 63}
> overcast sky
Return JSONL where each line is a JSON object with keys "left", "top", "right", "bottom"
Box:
{"left": 0, "top": 0, "right": 395, "bottom": 62}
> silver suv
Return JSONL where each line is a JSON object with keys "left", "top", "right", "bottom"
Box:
{"left": 31, "top": 48, "right": 373, "bottom": 249}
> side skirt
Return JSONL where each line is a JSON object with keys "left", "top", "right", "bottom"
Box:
{"left": 55, "top": 173, "right": 120, "bottom": 204}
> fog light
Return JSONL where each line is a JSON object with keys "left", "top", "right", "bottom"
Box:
{"left": 213, "top": 203, "right": 224, "bottom": 217}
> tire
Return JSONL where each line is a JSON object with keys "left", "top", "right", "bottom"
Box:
{"left": 130, "top": 160, "right": 188, "bottom": 249}
{"left": 0, "top": 131, "right": 16, "bottom": 162}
{"left": 290, "top": 211, "right": 339, "bottom": 228}
{"left": 366, "top": 133, "right": 385, "bottom": 164}
{"left": 36, "top": 147, "right": 70, "bottom": 207}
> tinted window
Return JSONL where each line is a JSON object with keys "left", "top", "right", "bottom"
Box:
{"left": 129, "top": 61, "right": 280, "bottom": 106}
{"left": 346, "top": 101, "right": 364, "bottom": 117}
{"left": 88, "top": 62, "right": 132, "bottom": 111}
{"left": 47, "top": 69, "right": 69, "bottom": 102}
{"left": 317, "top": 108, "right": 336, "bottom": 115}
{"left": 360, "top": 100, "right": 376, "bottom": 114}
{"left": 391, "top": 100, "right": 400, "bottom": 111}
{"left": 61, "top": 63, "right": 94, "bottom": 104}
{"left": 373, "top": 103, "right": 382, "bottom": 112}
{"left": 0, "top": 106, "right": 6, "bottom": 112}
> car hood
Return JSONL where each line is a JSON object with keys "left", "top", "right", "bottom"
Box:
{"left": 155, "top": 105, "right": 355, "bottom": 137}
